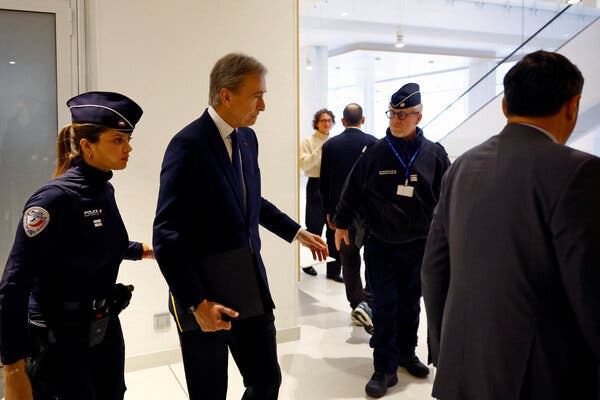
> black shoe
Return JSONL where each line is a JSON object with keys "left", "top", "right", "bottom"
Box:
{"left": 365, "top": 371, "right": 398, "bottom": 398}
{"left": 397, "top": 354, "right": 429, "bottom": 378}
{"left": 302, "top": 266, "right": 317, "bottom": 276}
{"left": 326, "top": 274, "right": 344, "bottom": 283}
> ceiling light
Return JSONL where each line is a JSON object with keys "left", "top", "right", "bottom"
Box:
{"left": 305, "top": 57, "right": 313, "bottom": 71}
{"left": 565, "top": 0, "right": 581, "bottom": 4}
{"left": 395, "top": 0, "right": 405, "bottom": 49}
{"left": 395, "top": 31, "right": 405, "bottom": 48}
{"left": 9, "top": 60, "right": 16, "bottom": 65}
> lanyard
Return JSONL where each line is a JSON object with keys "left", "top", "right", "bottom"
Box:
{"left": 385, "top": 136, "right": 420, "bottom": 185}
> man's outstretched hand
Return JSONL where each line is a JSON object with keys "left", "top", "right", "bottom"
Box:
{"left": 296, "top": 229, "right": 328, "bottom": 262}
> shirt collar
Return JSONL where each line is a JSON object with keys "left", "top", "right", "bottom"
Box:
{"left": 518, "top": 123, "right": 558, "bottom": 143}
{"left": 208, "top": 106, "right": 236, "bottom": 139}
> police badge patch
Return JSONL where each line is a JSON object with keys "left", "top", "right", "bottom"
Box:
{"left": 23, "top": 207, "right": 50, "bottom": 237}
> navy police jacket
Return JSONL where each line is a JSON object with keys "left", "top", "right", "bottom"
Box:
{"left": 335, "top": 128, "right": 450, "bottom": 244}
{"left": 153, "top": 109, "right": 300, "bottom": 312}
{"left": 0, "top": 160, "right": 143, "bottom": 364}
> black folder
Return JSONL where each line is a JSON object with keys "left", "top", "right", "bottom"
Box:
{"left": 169, "top": 246, "right": 265, "bottom": 332}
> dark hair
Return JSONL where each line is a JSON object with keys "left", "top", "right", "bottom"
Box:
{"left": 209, "top": 53, "right": 267, "bottom": 107}
{"left": 343, "top": 103, "right": 363, "bottom": 126}
{"left": 503, "top": 50, "right": 583, "bottom": 117}
{"left": 54, "top": 123, "right": 106, "bottom": 177}
{"left": 312, "top": 109, "right": 335, "bottom": 130}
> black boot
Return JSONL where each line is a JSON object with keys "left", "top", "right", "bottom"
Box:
{"left": 398, "top": 353, "right": 429, "bottom": 378}
{"left": 365, "top": 371, "right": 398, "bottom": 398}
{"left": 302, "top": 266, "right": 317, "bottom": 276}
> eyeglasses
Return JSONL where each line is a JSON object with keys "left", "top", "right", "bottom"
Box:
{"left": 318, "top": 119, "right": 333, "bottom": 124}
{"left": 385, "top": 110, "right": 420, "bottom": 120}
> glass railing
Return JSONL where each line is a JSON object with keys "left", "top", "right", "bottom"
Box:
{"left": 422, "top": 3, "right": 600, "bottom": 145}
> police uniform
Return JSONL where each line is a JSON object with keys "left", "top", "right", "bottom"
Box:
{"left": 0, "top": 91, "right": 144, "bottom": 399}
{"left": 335, "top": 84, "right": 450, "bottom": 382}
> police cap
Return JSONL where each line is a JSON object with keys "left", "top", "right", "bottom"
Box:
{"left": 390, "top": 83, "right": 421, "bottom": 109}
{"left": 67, "top": 91, "right": 143, "bottom": 133}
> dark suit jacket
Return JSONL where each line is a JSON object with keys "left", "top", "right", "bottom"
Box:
{"left": 153, "top": 109, "right": 300, "bottom": 311}
{"left": 319, "top": 127, "right": 377, "bottom": 219}
{"left": 422, "top": 123, "right": 600, "bottom": 400}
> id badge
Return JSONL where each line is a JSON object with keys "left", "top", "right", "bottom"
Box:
{"left": 397, "top": 184, "right": 414, "bottom": 198}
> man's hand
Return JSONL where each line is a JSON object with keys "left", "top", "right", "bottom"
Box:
{"left": 326, "top": 214, "right": 336, "bottom": 230}
{"left": 335, "top": 228, "right": 350, "bottom": 251}
{"left": 4, "top": 359, "right": 33, "bottom": 400}
{"left": 296, "top": 229, "right": 328, "bottom": 262}
{"left": 193, "top": 300, "right": 239, "bottom": 332}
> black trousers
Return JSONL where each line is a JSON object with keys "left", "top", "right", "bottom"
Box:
{"left": 32, "top": 317, "right": 126, "bottom": 400}
{"left": 305, "top": 178, "right": 340, "bottom": 276}
{"left": 178, "top": 312, "right": 281, "bottom": 400}
{"left": 364, "top": 237, "right": 425, "bottom": 374}
{"left": 340, "top": 228, "right": 371, "bottom": 309}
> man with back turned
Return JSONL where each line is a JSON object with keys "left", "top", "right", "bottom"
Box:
{"left": 319, "top": 103, "right": 376, "bottom": 333}
{"left": 422, "top": 50, "right": 600, "bottom": 400}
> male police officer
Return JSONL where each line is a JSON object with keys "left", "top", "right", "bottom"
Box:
{"left": 335, "top": 84, "right": 450, "bottom": 398}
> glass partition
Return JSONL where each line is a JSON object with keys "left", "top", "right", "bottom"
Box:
{"left": 0, "top": 9, "right": 57, "bottom": 270}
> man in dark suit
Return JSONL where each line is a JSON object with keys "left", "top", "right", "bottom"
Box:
{"left": 153, "top": 53, "right": 327, "bottom": 400}
{"left": 319, "top": 103, "right": 377, "bottom": 333}
{"left": 422, "top": 50, "right": 600, "bottom": 400}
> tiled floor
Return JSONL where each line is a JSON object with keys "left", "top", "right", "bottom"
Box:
{"left": 125, "top": 270, "right": 435, "bottom": 399}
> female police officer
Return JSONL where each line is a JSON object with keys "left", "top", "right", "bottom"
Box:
{"left": 0, "top": 91, "right": 152, "bottom": 399}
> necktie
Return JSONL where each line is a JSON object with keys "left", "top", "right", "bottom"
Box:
{"left": 230, "top": 130, "right": 244, "bottom": 201}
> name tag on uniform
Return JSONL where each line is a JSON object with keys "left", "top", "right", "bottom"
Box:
{"left": 397, "top": 185, "right": 414, "bottom": 198}
{"left": 410, "top": 174, "right": 418, "bottom": 182}
{"left": 379, "top": 170, "right": 397, "bottom": 175}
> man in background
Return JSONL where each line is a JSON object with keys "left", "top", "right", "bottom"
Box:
{"left": 319, "top": 103, "right": 377, "bottom": 334}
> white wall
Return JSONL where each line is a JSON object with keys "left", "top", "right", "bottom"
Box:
{"left": 299, "top": 45, "right": 328, "bottom": 140}
{"left": 441, "top": 18, "right": 600, "bottom": 158}
{"left": 85, "top": 0, "right": 299, "bottom": 365}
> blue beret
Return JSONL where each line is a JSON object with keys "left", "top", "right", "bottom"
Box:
{"left": 390, "top": 83, "right": 421, "bottom": 109}
{"left": 67, "top": 91, "right": 143, "bottom": 133}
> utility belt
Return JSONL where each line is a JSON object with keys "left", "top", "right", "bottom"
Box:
{"left": 26, "top": 284, "right": 134, "bottom": 393}
{"left": 54, "top": 283, "right": 134, "bottom": 346}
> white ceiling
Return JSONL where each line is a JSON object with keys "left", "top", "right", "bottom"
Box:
{"left": 327, "top": 49, "right": 477, "bottom": 89}
{"left": 300, "top": 0, "right": 600, "bottom": 57}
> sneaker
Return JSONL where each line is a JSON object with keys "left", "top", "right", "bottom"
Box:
{"left": 351, "top": 301, "right": 374, "bottom": 335}
{"left": 397, "top": 354, "right": 429, "bottom": 378}
{"left": 350, "top": 310, "right": 362, "bottom": 326}
{"left": 365, "top": 371, "right": 398, "bottom": 398}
